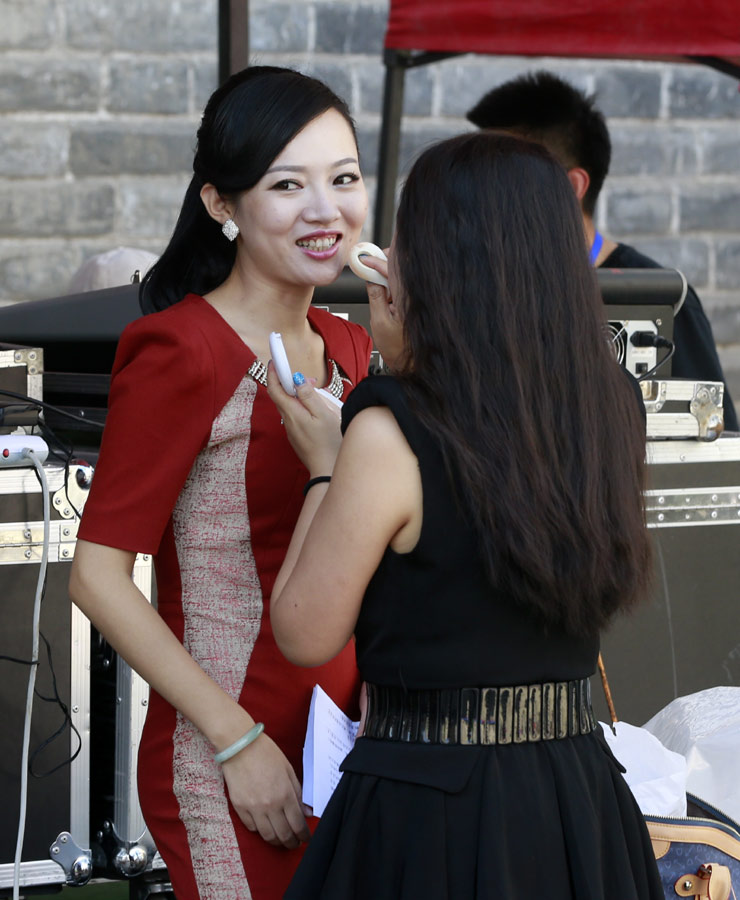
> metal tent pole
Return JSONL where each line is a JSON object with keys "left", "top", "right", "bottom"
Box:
{"left": 218, "top": 0, "right": 250, "bottom": 83}
{"left": 373, "top": 50, "right": 407, "bottom": 247}
{"left": 373, "top": 50, "right": 462, "bottom": 247}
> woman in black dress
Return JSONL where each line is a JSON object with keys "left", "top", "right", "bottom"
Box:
{"left": 267, "top": 132, "right": 663, "bottom": 899}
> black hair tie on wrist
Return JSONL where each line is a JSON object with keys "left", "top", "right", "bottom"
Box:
{"left": 303, "top": 475, "right": 332, "bottom": 496}
{"left": 303, "top": 475, "right": 331, "bottom": 497}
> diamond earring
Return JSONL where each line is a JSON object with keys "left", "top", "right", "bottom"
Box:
{"left": 222, "top": 218, "right": 239, "bottom": 242}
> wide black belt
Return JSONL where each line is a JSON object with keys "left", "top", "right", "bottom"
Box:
{"left": 364, "top": 678, "right": 597, "bottom": 746}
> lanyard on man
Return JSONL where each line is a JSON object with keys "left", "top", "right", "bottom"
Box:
{"left": 589, "top": 231, "right": 603, "bottom": 265}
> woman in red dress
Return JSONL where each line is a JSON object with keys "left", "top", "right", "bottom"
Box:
{"left": 69, "top": 66, "right": 371, "bottom": 900}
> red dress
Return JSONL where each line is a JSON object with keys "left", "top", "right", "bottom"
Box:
{"left": 78, "top": 294, "right": 372, "bottom": 900}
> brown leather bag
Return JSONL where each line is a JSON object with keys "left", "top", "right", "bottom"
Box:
{"left": 597, "top": 656, "right": 740, "bottom": 900}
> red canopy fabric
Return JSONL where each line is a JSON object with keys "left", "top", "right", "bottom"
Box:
{"left": 384, "top": 0, "right": 740, "bottom": 63}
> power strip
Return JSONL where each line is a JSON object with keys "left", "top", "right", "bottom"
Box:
{"left": 0, "top": 434, "right": 49, "bottom": 467}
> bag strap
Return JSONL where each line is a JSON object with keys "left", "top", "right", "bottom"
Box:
{"left": 597, "top": 652, "right": 619, "bottom": 725}
{"left": 673, "top": 862, "right": 733, "bottom": 899}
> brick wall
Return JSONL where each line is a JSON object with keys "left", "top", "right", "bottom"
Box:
{"left": 0, "top": 0, "right": 217, "bottom": 300}
{"left": 2, "top": 0, "right": 739, "bottom": 408}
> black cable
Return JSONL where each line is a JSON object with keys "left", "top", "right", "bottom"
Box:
{"left": 0, "top": 388, "right": 105, "bottom": 429}
{"left": 2, "top": 407, "right": 94, "bottom": 777}
{"left": 42, "top": 423, "right": 85, "bottom": 518}
{"left": 637, "top": 338, "right": 676, "bottom": 382}
{"left": 0, "top": 402, "right": 36, "bottom": 423}
{"left": 29, "top": 633, "right": 82, "bottom": 778}
{"left": 37, "top": 421, "right": 74, "bottom": 463}
{"left": 19, "top": 454, "right": 85, "bottom": 776}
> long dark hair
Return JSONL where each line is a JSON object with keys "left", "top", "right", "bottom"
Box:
{"left": 140, "top": 66, "right": 358, "bottom": 313}
{"left": 394, "top": 132, "right": 650, "bottom": 637}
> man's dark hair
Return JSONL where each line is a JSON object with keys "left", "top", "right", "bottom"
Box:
{"left": 466, "top": 71, "right": 611, "bottom": 217}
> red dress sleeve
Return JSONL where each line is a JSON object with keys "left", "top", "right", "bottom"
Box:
{"left": 307, "top": 307, "right": 373, "bottom": 386}
{"left": 78, "top": 311, "right": 217, "bottom": 555}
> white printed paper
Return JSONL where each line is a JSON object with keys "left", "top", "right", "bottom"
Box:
{"left": 302, "top": 684, "right": 360, "bottom": 817}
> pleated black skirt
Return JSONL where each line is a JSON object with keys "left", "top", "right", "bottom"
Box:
{"left": 285, "top": 731, "right": 663, "bottom": 899}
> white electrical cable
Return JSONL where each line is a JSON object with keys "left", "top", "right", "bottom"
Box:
{"left": 673, "top": 269, "right": 688, "bottom": 316}
{"left": 13, "top": 449, "right": 50, "bottom": 900}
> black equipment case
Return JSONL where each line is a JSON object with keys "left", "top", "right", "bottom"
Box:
{"left": 594, "top": 435, "right": 740, "bottom": 725}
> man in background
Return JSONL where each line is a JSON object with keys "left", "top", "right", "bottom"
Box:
{"left": 467, "top": 71, "right": 738, "bottom": 431}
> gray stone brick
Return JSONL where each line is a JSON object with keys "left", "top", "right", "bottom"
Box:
{"left": 595, "top": 68, "right": 661, "bottom": 119}
{"left": 721, "top": 375, "right": 740, "bottom": 427}
{"left": 669, "top": 69, "right": 740, "bottom": 120}
{"left": 445, "top": 61, "right": 590, "bottom": 122}
{"left": 440, "top": 62, "right": 507, "bottom": 120}
{"left": 709, "top": 305, "right": 740, "bottom": 344}
{"left": 712, "top": 346, "right": 740, "bottom": 428}
{"left": 70, "top": 124, "right": 196, "bottom": 176}
{"left": 403, "top": 67, "right": 435, "bottom": 118}
{"left": 609, "top": 127, "right": 698, "bottom": 176}
{"left": 314, "top": 4, "right": 385, "bottom": 54}
{"left": 681, "top": 188, "right": 740, "bottom": 232}
{"left": 361, "top": 177, "right": 377, "bottom": 240}
{"left": 0, "top": 246, "right": 82, "bottom": 302}
{"left": 345, "top": 6, "right": 387, "bottom": 54}
{"left": 301, "top": 62, "right": 353, "bottom": 110}
{"left": 65, "top": 0, "right": 217, "bottom": 52}
{"left": 0, "top": 60, "right": 101, "bottom": 112}
{"left": 717, "top": 350, "right": 740, "bottom": 408}
{"left": 0, "top": 0, "right": 56, "bottom": 49}
{"left": 399, "top": 124, "right": 470, "bottom": 175}
{"left": 193, "top": 59, "right": 219, "bottom": 112}
{"left": 357, "top": 61, "right": 433, "bottom": 117}
{"left": 356, "top": 125, "right": 379, "bottom": 177}
{"left": 0, "top": 123, "right": 69, "bottom": 177}
{"left": 250, "top": 2, "right": 309, "bottom": 52}
{"left": 356, "top": 61, "right": 384, "bottom": 115}
{"left": 626, "top": 237, "right": 709, "bottom": 287}
{"left": 716, "top": 240, "right": 740, "bottom": 291}
{"left": 312, "top": 4, "right": 349, "bottom": 54}
{"left": 605, "top": 190, "right": 672, "bottom": 236}
{"left": 0, "top": 182, "right": 115, "bottom": 237}
{"left": 108, "top": 59, "right": 190, "bottom": 114}
{"left": 703, "top": 129, "right": 740, "bottom": 174}
{"left": 118, "top": 177, "right": 191, "bottom": 238}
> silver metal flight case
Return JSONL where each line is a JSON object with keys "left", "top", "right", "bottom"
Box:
{"left": 0, "top": 462, "right": 91, "bottom": 893}
{"left": 0, "top": 460, "right": 156, "bottom": 895}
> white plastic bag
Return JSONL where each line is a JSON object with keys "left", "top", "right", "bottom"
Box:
{"left": 600, "top": 720, "right": 687, "bottom": 816}
{"left": 643, "top": 686, "right": 740, "bottom": 821}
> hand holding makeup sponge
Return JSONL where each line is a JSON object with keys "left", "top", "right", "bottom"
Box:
{"left": 349, "top": 242, "right": 389, "bottom": 288}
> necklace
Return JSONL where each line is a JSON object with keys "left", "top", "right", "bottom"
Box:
{"left": 248, "top": 357, "right": 347, "bottom": 400}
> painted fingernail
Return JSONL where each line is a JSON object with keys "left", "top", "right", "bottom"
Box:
{"left": 292, "top": 371, "right": 305, "bottom": 386}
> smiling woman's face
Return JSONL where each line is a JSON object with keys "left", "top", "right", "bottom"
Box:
{"left": 232, "top": 108, "right": 368, "bottom": 290}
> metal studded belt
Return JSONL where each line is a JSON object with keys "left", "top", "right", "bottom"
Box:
{"left": 363, "top": 678, "right": 597, "bottom": 746}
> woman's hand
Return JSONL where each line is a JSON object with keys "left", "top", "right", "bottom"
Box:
{"left": 361, "top": 252, "right": 406, "bottom": 371}
{"left": 266, "top": 362, "right": 342, "bottom": 476}
{"left": 221, "top": 732, "right": 311, "bottom": 849}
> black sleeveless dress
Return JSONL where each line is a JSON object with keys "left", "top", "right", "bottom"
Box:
{"left": 285, "top": 375, "right": 662, "bottom": 900}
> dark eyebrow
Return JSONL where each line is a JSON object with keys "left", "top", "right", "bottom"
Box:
{"left": 264, "top": 157, "right": 359, "bottom": 175}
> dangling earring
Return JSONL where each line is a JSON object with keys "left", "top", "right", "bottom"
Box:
{"left": 222, "top": 218, "right": 239, "bottom": 242}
